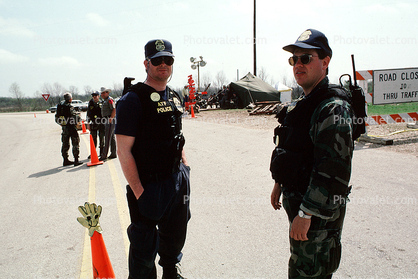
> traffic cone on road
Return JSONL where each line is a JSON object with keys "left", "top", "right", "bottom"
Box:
{"left": 81, "top": 120, "right": 89, "bottom": 134}
{"left": 91, "top": 231, "right": 116, "bottom": 279}
{"left": 87, "top": 134, "right": 104, "bottom": 167}
{"left": 191, "top": 106, "right": 196, "bottom": 118}
{"left": 77, "top": 202, "right": 115, "bottom": 279}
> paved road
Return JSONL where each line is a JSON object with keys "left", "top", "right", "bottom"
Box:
{"left": 0, "top": 111, "right": 416, "bottom": 279}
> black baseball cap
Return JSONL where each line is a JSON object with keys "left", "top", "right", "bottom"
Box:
{"left": 145, "top": 39, "right": 174, "bottom": 59}
{"left": 283, "top": 29, "right": 332, "bottom": 58}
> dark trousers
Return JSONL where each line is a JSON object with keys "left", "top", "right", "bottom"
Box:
{"left": 282, "top": 192, "right": 345, "bottom": 279}
{"left": 61, "top": 125, "right": 80, "bottom": 160}
{"left": 126, "top": 163, "right": 191, "bottom": 279}
{"left": 90, "top": 124, "right": 105, "bottom": 154}
{"left": 101, "top": 118, "right": 116, "bottom": 158}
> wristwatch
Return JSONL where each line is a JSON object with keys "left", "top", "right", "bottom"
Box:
{"left": 298, "top": 210, "right": 312, "bottom": 219}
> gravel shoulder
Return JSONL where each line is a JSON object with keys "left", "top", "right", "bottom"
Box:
{"left": 192, "top": 108, "right": 418, "bottom": 157}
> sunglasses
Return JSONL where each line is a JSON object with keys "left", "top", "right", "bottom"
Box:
{"left": 149, "top": 56, "right": 174, "bottom": 66}
{"left": 288, "top": 54, "right": 318, "bottom": 66}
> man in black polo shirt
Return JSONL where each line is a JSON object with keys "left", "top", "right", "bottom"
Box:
{"left": 115, "top": 39, "right": 190, "bottom": 279}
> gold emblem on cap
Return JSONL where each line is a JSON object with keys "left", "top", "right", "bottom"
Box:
{"left": 298, "top": 30, "right": 312, "bottom": 42}
{"left": 155, "top": 40, "right": 165, "bottom": 52}
{"left": 150, "top": 92, "right": 161, "bottom": 102}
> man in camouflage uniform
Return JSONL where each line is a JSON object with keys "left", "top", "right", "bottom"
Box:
{"left": 55, "top": 92, "right": 83, "bottom": 166}
{"left": 270, "top": 29, "right": 354, "bottom": 278}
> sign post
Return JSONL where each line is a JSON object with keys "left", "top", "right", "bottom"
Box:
{"left": 373, "top": 67, "right": 418, "bottom": 105}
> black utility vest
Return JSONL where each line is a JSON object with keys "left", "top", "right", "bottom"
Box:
{"left": 55, "top": 101, "right": 73, "bottom": 126}
{"left": 271, "top": 78, "right": 350, "bottom": 193}
{"left": 129, "top": 83, "right": 184, "bottom": 176}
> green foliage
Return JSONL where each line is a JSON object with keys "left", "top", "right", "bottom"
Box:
{"left": 367, "top": 102, "right": 418, "bottom": 116}
{"left": 0, "top": 96, "right": 62, "bottom": 112}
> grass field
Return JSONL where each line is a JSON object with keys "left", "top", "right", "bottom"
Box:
{"left": 367, "top": 102, "right": 418, "bottom": 116}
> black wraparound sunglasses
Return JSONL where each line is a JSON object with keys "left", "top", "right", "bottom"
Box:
{"left": 288, "top": 54, "right": 318, "bottom": 66}
{"left": 149, "top": 56, "right": 174, "bottom": 66}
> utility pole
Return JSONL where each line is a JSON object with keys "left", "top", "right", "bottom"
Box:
{"left": 253, "top": 0, "right": 256, "bottom": 76}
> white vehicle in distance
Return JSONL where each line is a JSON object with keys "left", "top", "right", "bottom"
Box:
{"left": 71, "top": 100, "right": 88, "bottom": 112}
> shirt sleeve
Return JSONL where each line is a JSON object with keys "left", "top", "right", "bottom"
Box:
{"left": 300, "top": 98, "right": 354, "bottom": 219}
{"left": 109, "top": 98, "right": 116, "bottom": 109}
{"left": 115, "top": 92, "right": 141, "bottom": 137}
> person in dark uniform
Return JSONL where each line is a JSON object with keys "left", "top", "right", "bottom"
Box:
{"left": 116, "top": 39, "right": 190, "bottom": 279}
{"left": 86, "top": 91, "right": 105, "bottom": 157}
{"left": 270, "top": 29, "right": 354, "bottom": 279}
{"left": 55, "top": 92, "right": 83, "bottom": 166}
{"left": 100, "top": 87, "right": 117, "bottom": 161}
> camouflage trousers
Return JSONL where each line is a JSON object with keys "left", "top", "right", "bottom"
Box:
{"left": 61, "top": 125, "right": 80, "bottom": 159}
{"left": 282, "top": 192, "right": 346, "bottom": 279}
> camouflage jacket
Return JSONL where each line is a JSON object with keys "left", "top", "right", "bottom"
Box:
{"left": 271, "top": 77, "right": 354, "bottom": 219}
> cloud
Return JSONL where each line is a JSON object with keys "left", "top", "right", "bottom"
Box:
{"left": 38, "top": 56, "right": 82, "bottom": 68}
{"left": 86, "top": 13, "right": 109, "bottom": 27}
{"left": 0, "top": 49, "right": 29, "bottom": 64}
{"left": 0, "top": 16, "right": 36, "bottom": 37}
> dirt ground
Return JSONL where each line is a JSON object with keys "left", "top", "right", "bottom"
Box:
{"left": 191, "top": 109, "right": 418, "bottom": 157}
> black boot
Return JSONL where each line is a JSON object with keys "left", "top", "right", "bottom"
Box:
{"left": 63, "top": 158, "right": 74, "bottom": 166}
{"left": 74, "top": 158, "right": 83, "bottom": 166}
{"left": 162, "top": 265, "right": 186, "bottom": 279}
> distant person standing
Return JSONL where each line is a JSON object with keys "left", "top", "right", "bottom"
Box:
{"left": 86, "top": 91, "right": 105, "bottom": 158}
{"left": 181, "top": 85, "right": 189, "bottom": 106}
{"left": 100, "top": 87, "right": 117, "bottom": 161}
{"left": 55, "top": 92, "right": 83, "bottom": 166}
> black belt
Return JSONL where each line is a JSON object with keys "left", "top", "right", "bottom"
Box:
{"left": 139, "top": 164, "right": 180, "bottom": 185}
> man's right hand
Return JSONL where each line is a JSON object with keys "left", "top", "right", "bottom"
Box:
{"left": 271, "top": 182, "right": 282, "bottom": 210}
{"left": 131, "top": 184, "right": 144, "bottom": 200}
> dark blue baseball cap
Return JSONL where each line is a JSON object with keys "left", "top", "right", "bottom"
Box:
{"left": 283, "top": 29, "right": 332, "bottom": 58}
{"left": 145, "top": 39, "right": 174, "bottom": 59}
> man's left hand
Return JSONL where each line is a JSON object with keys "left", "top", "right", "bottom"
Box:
{"left": 290, "top": 216, "right": 311, "bottom": 241}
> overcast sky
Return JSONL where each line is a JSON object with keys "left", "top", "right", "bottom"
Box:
{"left": 1, "top": 0, "right": 417, "bottom": 98}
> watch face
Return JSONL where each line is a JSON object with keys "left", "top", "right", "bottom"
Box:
{"left": 298, "top": 210, "right": 303, "bottom": 218}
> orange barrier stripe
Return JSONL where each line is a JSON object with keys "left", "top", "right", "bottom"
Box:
{"left": 408, "top": 112, "right": 418, "bottom": 120}
{"left": 372, "top": 115, "right": 387, "bottom": 124}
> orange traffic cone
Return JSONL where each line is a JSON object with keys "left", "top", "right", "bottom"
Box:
{"left": 91, "top": 231, "right": 116, "bottom": 279}
{"left": 77, "top": 202, "right": 115, "bottom": 279}
{"left": 191, "top": 105, "right": 196, "bottom": 118}
{"left": 87, "top": 134, "right": 104, "bottom": 167}
{"left": 81, "top": 120, "right": 89, "bottom": 134}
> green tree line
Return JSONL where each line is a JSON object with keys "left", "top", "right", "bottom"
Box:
{"left": 2, "top": 82, "right": 123, "bottom": 113}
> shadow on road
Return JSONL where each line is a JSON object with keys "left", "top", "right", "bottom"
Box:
{"left": 28, "top": 159, "right": 89, "bottom": 178}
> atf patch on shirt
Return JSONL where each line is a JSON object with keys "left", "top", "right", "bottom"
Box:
{"left": 156, "top": 101, "right": 173, "bottom": 114}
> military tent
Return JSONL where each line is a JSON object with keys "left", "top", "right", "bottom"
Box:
{"left": 229, "top": 72, "right": 280, "bottom": 108}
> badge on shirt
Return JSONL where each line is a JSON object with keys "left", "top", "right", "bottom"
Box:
{"left": 173, "top": 96, "right": 184, "bottom": 114}
{"left": 150, "top": 92, "right": 160, "bottom": 102}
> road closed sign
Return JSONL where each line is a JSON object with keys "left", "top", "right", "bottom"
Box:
{"left": 373, "top": 67, "right": 418, "bottom": 105}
